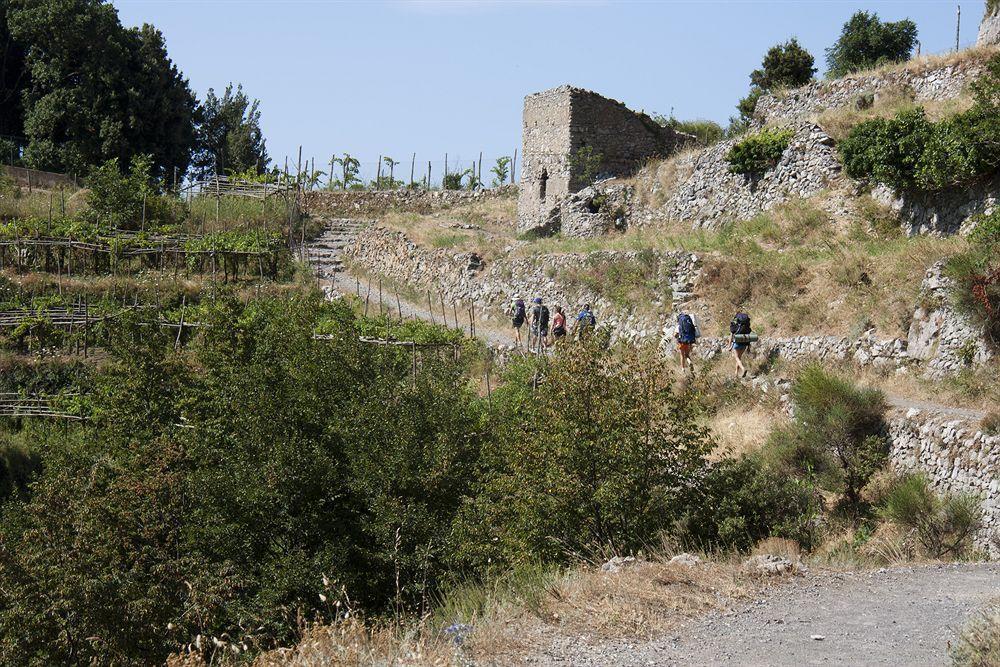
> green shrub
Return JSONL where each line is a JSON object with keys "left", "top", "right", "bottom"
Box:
{"left": 840, "top": 55, "right": 1000, "bottom": 193}
{"left": 825, "top": 10, "right": 917, "bottom": 79}
{"left": 86, "top": 154, "right": 181, "bottom": 229}
{"left": 0, "top": 439, "right": 41, "bottom": 503}
{"left": 569, "top": 145, "right": 603, "bottom": 187}
{"left": 727, "top": 128, "right": 794, "bottom": 175}
{"left": 442, "top": 172, "right": 463, "bottom": 190}
{"left": 765, "top": 364, "right": 889, "bottom": 510}
{"left": 456, "top": 342, "right": 713, "bottom": 566}
{"left": 945, "top": 236, "right": 1000, "bottom": 345}
{"left": 657, "top": 116, "right": 725, "bottom": 146}
{"left": 880, "top": 473, "right": 983, "bottom": 558}
{"left": 676, "top": 454, "right": 821, "bottom": 551}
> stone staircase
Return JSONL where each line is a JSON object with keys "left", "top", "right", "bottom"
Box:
{"left": 302, "top": 218, "right": 368, "bottom": 279}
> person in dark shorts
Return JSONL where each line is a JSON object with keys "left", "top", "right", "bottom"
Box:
{"left": 551, "top": 305, "right": 567, "bottom": 344}
{"left": 529, "top": 297, "right": 550, "bottom": 350}
{"left": 573, "top": 303, "right": 596, "bottom": 340}
{"left": 730, "top": 311, "right": 752, "bottom": 378}
{"left": 510, "top": 296, "right": 526, "bottom": 346}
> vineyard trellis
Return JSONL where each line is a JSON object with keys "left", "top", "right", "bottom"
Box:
{"left": 0, "top": 393, "right": 84, "bottom": 420}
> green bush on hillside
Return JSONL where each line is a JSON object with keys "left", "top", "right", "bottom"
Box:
{"left": 839, "top": 55, "right": 1000, "bottom": 193}
{"left": 880, "top": 473, "right": 982, "bottom": 558}
{"left": 676, "top": 454, "right": 821, "bottom": 551}
{"left": 765, "top": 364, "right": 889, "bottom": 511}
{"left": 727, "top": 128, "right": 794, "bottom": 175}
{"left": 87, "top": 154, "right": 182, "bottom": 229}
{"left": 946, "top": 213, "right": 1000, "bottom": 345}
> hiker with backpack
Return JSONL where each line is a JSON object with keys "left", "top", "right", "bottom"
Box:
{"left": 673, "top": 311, "right": 700, "bottom": 373}
{"left": 550, "top": 305, "right": 567, "bottom": 344}
{"left": 509, "top": 296, "right": 526, "bottom": 347}
{"left": 729, "top": 311, "right": 756, "bottom": 378}
{"left": 529, "top": 297, "right": 550, "bottom": 351}
{"left": 572, "top": 303, "right": 597, "bottom": 340}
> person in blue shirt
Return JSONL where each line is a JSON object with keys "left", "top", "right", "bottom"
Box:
{"left": 572, "top": 303, "right": 596, "bottom": 340}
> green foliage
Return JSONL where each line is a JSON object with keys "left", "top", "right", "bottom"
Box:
{"left": 457, "top": 342, "right": 712, "bottom": 566}
{"left": 676, "top": 454, "right": 820, "bottom": 551}
{"left": 945, "top": 240, "right": 1000, "bottom": 346}
{"left": 569, "top": 145, "right": 603, "bottom": 187}
{"left": 329, "top": 153, "right": 361, "bottom": 190}
{"left": 0, "top": 2, "right": 28, "bottom": 139}
{"left": 840, "top": 59, "right": 1000, "bottom": 193}
{"left": 8, "top": 1, "right": 196, "bottom": 178}
{"left": 750, "top": 38, "right": 816, "bottom": 91}
{"left": 442, "top": 171, "right": 463, "bottom": 190}
{"left": 726, "top": 128, "right": 794, "bottom": 175}
{"left": 490, "top": 156, "right": 511, "bottom": 187}
{"left": 880, "top": 473, "right": 982, "bottom": 558}
{"left": 766, "top": 364, "right": 889, "bottom": 510}
{"left": 193, "top": 83, "right": 269, "bottom": 178}
{"left": 0, "top": 437, "right": 41, "bottom": 503}
{"left": 825, "top": 10, "right": 918, "bottom": 79}
{"left": 0, "top": 296, "right": 485, "bottom": 664}
{"left": 86, "top": 154, "right": 180, "bottom": 229}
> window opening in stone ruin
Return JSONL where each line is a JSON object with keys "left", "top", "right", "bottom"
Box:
{"left": 539, "top": 168, "right": 548, "bottom": 200}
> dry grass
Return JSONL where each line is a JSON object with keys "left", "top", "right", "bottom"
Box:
{"left": 952, "top": 602, "right": 1000, "bottom": 666}
{"left": 377, "top": 197, "right": 516, "bottom": 258}
{"left": 709, "top": 404, "right": 784, "bottom": 459}
{"left": 814, "top": 85, "right": 974, "bottom": 142}
{"left": 627, "top": 147, "right": 701, "bottom": 209}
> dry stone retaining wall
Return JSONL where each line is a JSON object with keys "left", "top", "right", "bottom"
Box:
{"left": 752, "top": 52, "right": 994, "bottom": 128}
{"left": 651, "top": 124, "right": 841, "bottom": 229}
{"left": 872, "top": 179, "right": 1000, "bottom": 237}
{"left": 889, "top": 410, "right": 999, "bottom": 556}
{"left": 979, "top": 9, "right": 1000, "bottom": 46}
{"left": 304, "top": 185, "right": 516, "bottom": 218}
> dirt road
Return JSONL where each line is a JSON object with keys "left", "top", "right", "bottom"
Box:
{"left": 531, "top": 563, "right": 1000, "bottom": 666}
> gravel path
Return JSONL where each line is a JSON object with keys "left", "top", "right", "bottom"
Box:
{"left": 530, "top": 563, "right": 1000, "bottom": 666}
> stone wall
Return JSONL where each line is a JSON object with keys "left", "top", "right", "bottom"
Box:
{"left": 871, "top": 178, "right": 1000, "bottom": 237}
{"left": 906, "top": 262, "right": 994, "bottom": 376}
{"left": 652, "top": 123, "right": 841, "bottom": 229}
{"left": 752, "top": 50, "right": 994, "bottom": 128}
{"left": 889, "top": 410, "right": 999, "bottom": 556}
{"left": 304, "top": 185, "right": 516, "bottom": 218}
{"left": 518, "top": 86, "right": 687, "bottom": 234}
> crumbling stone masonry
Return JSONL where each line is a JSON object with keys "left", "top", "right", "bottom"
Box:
{"left": 979, "top": 5, "right": 1000, "bottom": 46}
{"left": 517, "top": 86, "right": 687, "bottom": 234}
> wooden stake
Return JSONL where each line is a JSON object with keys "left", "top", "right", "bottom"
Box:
{"left": 410, "top": 153, "right": 416, "bottom": 187}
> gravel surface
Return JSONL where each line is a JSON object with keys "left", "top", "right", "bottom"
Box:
{"left": 527, "top": 563, "right": 1000, "bottom": 666}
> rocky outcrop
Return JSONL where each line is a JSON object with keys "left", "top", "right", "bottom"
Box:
{"left": 752, "top": 51, "right": 995, "bottom": 128}
{"left": 872, "top": 179, "right": 1000, "bottom": 237}
{"left": 907, "top": 262, "right": 994, "bottom": 376}
{"left": 979, "top": 8, "right": 1000, "bottom": 46}
{"left": 558, "top": 183, "right": 633, "bottom": 238}
{"left": 652, "top": 124, "right": 841, "bottom": 229}
{"left": 304, "top": 185, "right": 516, "bottom": 218}
{"left": 890, "top": 409, "right": 999, "bottom": 556}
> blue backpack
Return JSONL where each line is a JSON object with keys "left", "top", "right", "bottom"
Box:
{"left": 678, "top": 313, "right": 696, "bottom": 343}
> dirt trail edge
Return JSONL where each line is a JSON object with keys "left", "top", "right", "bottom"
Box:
{"left": 530, "top": 563, "right": 1000, "bottom": 667}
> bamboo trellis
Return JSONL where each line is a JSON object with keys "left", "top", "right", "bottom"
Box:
{"left": 0, "top": 393, "right": 83, "bottom": 420}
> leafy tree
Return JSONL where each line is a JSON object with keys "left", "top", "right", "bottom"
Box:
{"left": 86, "top": 154, "right": 180, "bottom": 229}
{"left": 750, "top": 38, "right": 816, "bottom": 91}
{"left": 766, "top": 364, "right": 889, "bottom": 511}
{"left": 0, "top": 2, "right": 29, "bottom": 139}
{"left": 730, "top": 38, "right": 815, "bottom": 134}
{"left": 193, "top": 83, "right": 269, "bottom": 178}
{"left": 329, "top": 153, "right": 361, "bottom": 190}
{"left": 8, "top": 0, "right": 196, "bottom": 178}
{"left": 826, "top": 10, "right": 918, "bottom": 79}
{"left": 490, "top": 156, "right": 511, "bottom": 187}
{"left": 459, "top": 342, "right": 712, "bottom": 565}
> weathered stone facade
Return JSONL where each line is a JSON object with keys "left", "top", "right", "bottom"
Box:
{"left": 979, "top": 7, "right": 1000, "bottom": 46}
{"left": 651, "top": 123, "right": 841, "bottom": 229}
{"left": 517, "top": 86, "right": 687, "bottom": 234}
{"left": 751, "top": 51, "right": 995, "bottom": 128}
{"left": 890, "top": 410, "right": 999, "bottom": 556}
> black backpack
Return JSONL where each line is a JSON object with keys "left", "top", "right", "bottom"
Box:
{"left": 730, "top": 312, "right": 751, "bottom": 335}
{"left": 539, "top": 305, "right": 550, "bottom": 327}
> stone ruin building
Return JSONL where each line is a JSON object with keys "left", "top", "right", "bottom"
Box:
{"left": 516, "top": 85, "right": 688, "bottom": 235}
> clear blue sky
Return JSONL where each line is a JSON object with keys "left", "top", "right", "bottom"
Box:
{"left": 113, "top": 0, "right": 986, "bottom": 183}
